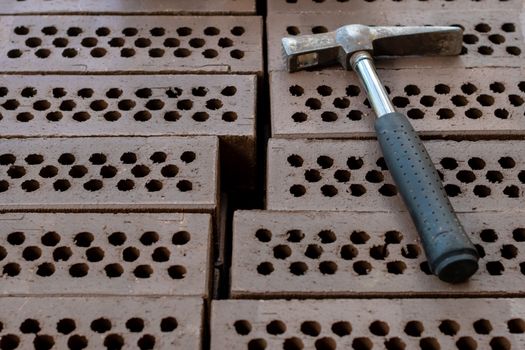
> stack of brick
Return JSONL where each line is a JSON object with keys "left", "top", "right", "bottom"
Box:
{"left": 0, "top": 1, "right": 261, "bottom": 348}
{"left": 212, "top": 0, "right": 525, "bottom": 348}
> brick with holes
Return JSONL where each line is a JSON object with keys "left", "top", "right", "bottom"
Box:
{"left": 2, "top": 0, "right": 255, "bottom": 15}
{"left": 270, "top": 68, "right": 525, "bottom": 138}
{"left": 0, "top": 297, "right": 202, "bottom": 349}
{"left": 267, "top": 139, "right": 525, "bottom": 212}
{"left": 0, "top": 213, "right": 211, "bottom": 296}
{"left": 268, "top": 0, "right": 521, "bottom": 13}
{"left": 231, "top": 210, "right": 525, "bottom": 297}
{"left": 268, "top": 10, "right": 523, "bottom": 71}
{"left": 211, "top": 298, "right": 525, "bottom": 349}
{"left": 0, "top": 16, "right": 262, "bottom": 74}
{"left": 0, "top": 136, "right": 218, "bottom": 211}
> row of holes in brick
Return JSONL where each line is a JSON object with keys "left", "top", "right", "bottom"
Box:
{"left": 233, "top": 317, "right": 523, "bottom": 350}
{"left": 0, "top": 316, "right": 178, "bottom": 350}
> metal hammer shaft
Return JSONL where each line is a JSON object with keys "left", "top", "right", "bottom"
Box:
{"left": 350, "top": 52, "right": 479, "bottom": 283}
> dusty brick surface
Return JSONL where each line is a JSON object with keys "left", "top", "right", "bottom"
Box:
{"left": 267, "top": 139, "right": 525, "bottom": 212}
{"left": 231, "top": 210, "right": 525, "bottom": 297}
{"left": 0, "top": 16, "right": 262, "bottom": 74}
{"left": 2, "top": 0, "right": 255, "bottom": 14}
{"left": 0, "top": 136, "right": 218, "bottom": 211}
{"left": 268, "top": 11, "right": 524, "bottom": 71}
{"left": 0, "top": 296, "right": 202, "bottom": 349}
{"left": 211, "top": 298, "right": 525, "bottom": 349}
{"left": 0, "top": 213, "right": 211, "bottom": 296}
{"left": 268, "top": 0, "right": 521, "bottom": 13}
{"left": 271, "top": 68, "right": 525, "bottom": 138}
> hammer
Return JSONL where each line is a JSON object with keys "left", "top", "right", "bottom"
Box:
{"left": 282, "top": 25, "right": 479, "bottom": 283}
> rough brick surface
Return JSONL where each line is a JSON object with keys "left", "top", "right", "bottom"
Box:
{"left": 0, "top": 136, "right": 218, "bottom": 211}
{"left": 2, "top": 0, "right": 255, "bottom": 14}
{"left": 212, "top": 298, "right": 525, "bottom": 350}
{"left": 0, "top": 16, "right": 262, "bottom": 74}
{"left": 268, "top": 11, "right": 524, "bottom": 71}
{"left": 0, "top": 75, "right": 255, "bottom": 138}
{"left": 232, "top": 210, "right": 525, "bottom": 297}
{"left": 267, "top": 139, "right": 525, "bottom": 212}
{"left": 0, "top": 213, "right": 211, "bottom": 296}
{"left": 271, "top": 68, "right": 525, "bottom": 138}
{"left": 0, "top": 297, "right": 202, "bottom": 349}
{"left": 268, "top": 0, "right": 521, "bottom": 13}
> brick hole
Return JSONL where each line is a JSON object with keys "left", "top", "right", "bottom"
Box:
{"left": 287, "top": 154, "right": 303, "bottom": 167}
{"left": 319, "top": 260, "right": 338, "bottom": 274}
{"left": 0, "top": 246, "right": 6, "bottom": 261}
{"left": 315, "top": 156, "right": 333, "bottom": 169}
{"left": 2, "top": 99, "right": 20, "bottom": 110}
{"left": 370, "top": 245, "right": 388, "bottom": 260}
{"left": 256, "top": 261, "right": 274, "bottom": 275}
{"left": 489, "top": 337, "right": 511, "bottom": 350}
{"left": 33, "top": 335, "right": 55, "bottom": 350}
{"left": 151, "top": 247, "right": 170, "bottom": 262}
{"left": 150, "top": 152, "right": 167, "bottom": 164}
{"left": 305, "top": 98, "right": 322, "bottom": 110}
{"left": 507, "top": 318, "right": 525, "bottom": 333}
{"left": 85, "top": 247, "right": 104, "bottom": 262}
{"left": 7, "top": 165, "right": 26, "bottom": 179}
{"left": 116, "top": 178, "right": 136, "bottom": 192}
{"left": 405, "top": 320, "right": 424, "bottom": 337}
{"left": 21, "top": 179, "right": 40, "bottom": 192}
{"left": 500, "top": 244, "right": 517, "bottom": 259}
{"left": 52, "top": 179, "right": 70, "bottom": 192}
{"left": 419, "top": 261, "right": 432, "bottom": 275}
{"left": 137, "top": 334, "right": 155, "bottom": 350}
{"left": 473, "top": 319, "right": 493, "bottom": 334}
{"left": 188, "top": 38, "right": 205, "bottom": 48}
{"left": 35, "top": 49, "right": 52, "bottom": 59}
{"left": 283, "top": 337, "right": 304, "bottom": 350}
{"left": 265, "top": 320, "right": 286, "bottom": 335}
{"left": 512, "top": 228, "right": 525, "bottom": 241}
{"left": 60, "top": 100, "right": 77, "bottom": 111}
{"left": 312, "top": 26, "right": 328, "bottom": 34}
{"left": 57, "top": 318, "right": 76, "bottom": 334}
{"left": 14, "top": 26, "right": 30, "bottom": 35}
{"left": 352, "top": 337, "right": 373, "bottom": 350}
{"left": 133, "top": 264, "right": 152, "bottom": 278}
{"left": 305, "top": 244, "right": 323, "bottom": 259}
{"left": 168, "top": 264, "right": 186, "bottom": 279}
{"left": 254, "top": 228, "right": 272, "bottom": 243}
{"left": 384, "top": 337, "right": 406, "bottom": 350}
{"left": 488, "top": 34, "right": 505, "bottom": 45}
{"left": 66, "top": 26, "right": 82, "bottom": 36}
{"left": 333, "top": 97, "right": 349, "bottom": 109}
{"left": 39, "top": 165, "right": 58, "bottom": 178}
{"left": 103, "top": 334, "right": 124, "bottom": 350}
{"left": 0, "top": 181, "right": 8, "bottom": 193}
{"left": 330, "top": 321, "right": 351, "bottom": 337}
{"left": 404, "top": 84, "right": 420, "bottom": 96}
{"left": 247, "top": 339, "right": 266, "bottom": 350}
{"left": 100, "top": 165, "right": 117, "bottom": 178}
{"left": 455, "top": 336, "right": 477, "bottom": 350}
{"left": 0, "top": 334, "right": 20, "bottom": 349}
{"left": 339, "top": 244, "right": 357, "bottom": 260}
{"left": 104, "top": 263, "right": 123, "bottom": 278}
{"left": 485, "top": 170, "right": 503, "bottom": 183}
{"left": 321, "top": 184, "right": 337, "bottom": 197}
{"left": 16, "top": 111, "right": 35, "bottom": 122}
{"left": 34, "top": 99, "right": 52, "bottom": 111}
{"left": 498, "top": 156, "right": 515, "bottom": 169}
{"left": 474, "top": 23, "right": 491, "bottom": 33}
{"left": 451, "top": 95, "right": 468, "bottom": 106}
{"left": 20, "top": 318, "right": 41, "bottom": 333}
{"left": 53, "top": 246, "right": 72, "bottom": 261}
{"left": 314, "top": 85, "right": 332, "bottom": 97}
{"left": 346, "top": 110, "right": 362, "bottom": 121}
{"left": 419, "top": 95, "right": 435, "bottom": 107}
{"left": 315, "top": 337, "right": 336, "bottom": 350}
{"left": 218, "top": 38, "right": 233, "bottom": 48}
{"left": 500, "top": 22, "right": 515, "bottom": 32}
{"left": 203, "top": 49, "right": 220, "bottom": 59}
{"left": 0, "top": 87, "right": 8, "bottom": 97}
{"left": 231, "top": 26, "right": 245, "bottom": 36}
{"left": 72, "top": 111, "right": 90, "bottom": 122}
{"left": 456, "top": 170, "right": 476, "bottom": 183}
{"left": 506, "top": 46, "right": 521, "bottom": 56}
{"left": 387, "top": 261, "right": 406, "bottom": 274}
{"left": 519, "top": 82, "right": 525, "bottom": 92}
{"left": 22, "top": 246, "right": 42, "bottom": 261}
{"left": 133, "top": 88, "right": 152, "bottom": 99}
{"left": 129, "top": 164, "right": 150, "bottom": 178}
{"left": 81, "top": 37, "right": 98, "bottom": 48}
{"left": 107, "top": 232, "right": 126, "bottom": 246}
{"left": 74, "top": 231, "right": 94, "bottom": 247}
{"left": 118, "top": 99, "right": 136, "bottom": 111}
{"left": 222, "top": 111, "right": 238, "bottom": 122}
{"left": 146, "top": 180, "right": 164, "bottom": 192}
{"left": 378, "top": 184, "right": 397, "bottom": 196}
{"left": 45, "top": 111, "right": 62, "bottom": 122}
{"left": 503, "top": 185, "right": 519, "bottom": 198}
{"left": 369, "top": 320, "right": 389, "bottom": 336}
{"left": 273, "top": 244, "right": 292, "bottom": 259}
{"left": 489, "top": 82, "right": 505, "bottom": 93}
{"left": 438, "top": 319, "right": 460, "bottom": 336}
{"left": 20, "top": 86, "right": 37, "bottom": 98}
{"left": 67, "top": 334, "right": 88, "bottom": 350}
{"left": 317, "top": 230, "right": 335, "bottom": 244}
{"left": 300, "top": 321, "right": 321, "bottom": 336}
{"left": 191, "top": 111, "right": 209, "bottom": 122}
{"left": 0, "top": 153, "right": 16, "bottom": 165}
{"left": 289, "top": 261, "right": 308, "bottom": 275}
{"left": 468, "top": 157, "right": 486, "bottom": 170}
{"left": 134, "top": 37, "right": 151, "bottom": 48}
{"left": 7, "top": 231, "right": 25, "bottom": 245}
{"left": 420, "top": 337, "right": 440, "bottom": 350}
{"left": 334, "top": 169, "right": 350, "bottom": 182}
{"left": 164, "top": 111, "right": 181, "bottom": 121}
{"left": 346, "top": 156, "right": 364, "bottom": 169}
{"left": 160, "top": 164, "right": 178, "bottom": 178}
{"left": 91, "top": 318, "right": 112, "bottom": 333}
{"left": 473, "top": 184, "right": 491, "bottom": 197}
{"left": 203, "top": 26, "right": 220, "bottom": 35}
{"left": 392, "top": 96, "right": 410, "bottom": 108}
{"left": 353, "top": 260, "right": 372, "bottom": 275}
{"left": 36, "top": 262, "right": 55, "bottom": 277}
{"left": 509, "top": 94, "right": 524, "bottom": 106}
{"left": 206, "top": 99, "right": 223, "bottom": 110}
{"left": 171, "top": 231, "right": 190, "bottom": 246}
{"left": 2, "top": 262, "right": 21, "bottom": 277}
{"left": 284, "top": 230, "right": 303, "bottom": 243}
{"left": 53, "top": 37, "right": 68, "bottom": 47}
{"left": 7, "top": 49, "right": 22, "bottom": 59}
{"left": 465, "top": 108, "right": 482, "bottom": 119}
{"left": 63, "top": 48, "right": 80, "bottom": 59}
{"left": 174, "top": 48, "right": 191, "bottom": 58}
{"left": 176, "top": 99, "right": 193, "bottom": 110}
{"left": 69, "top": 263, "right": 88, "bottom": 277}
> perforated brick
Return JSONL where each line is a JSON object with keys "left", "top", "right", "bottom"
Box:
{"left": 0, "top": 297, "right": 202, "bottom": 349}
{"left": 211, "top": 298, "right": 525, "bottom": 350}
{"left": 267, "top": 139, "right": 525, "bottom": 212}
{"left": 0, "top": 213, "right": 210, "bottom": 296}
{"left": 0, "top": 16, "right": 262, "bottom": 74}
{"left": 0, "top": 136, "right": 218, "bottom": 211}
{"left": 232, "top": 210, "right": 525, "bottom": 297}
{"left": 268, "top": 11, "right": 524, "bottom": 71}
{"left": 271, "top": 68, "right": 525, "bottom": 138}
{"left": 2, "top": 0, "right": 254, "bottom": 15}
{"left": 268, "top": 0, "right": 521, "bottom": 13}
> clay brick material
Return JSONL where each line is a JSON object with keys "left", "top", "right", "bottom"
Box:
{"left": 0, "top": 16, "right": 262, "bottom": 74}
{"left": 2, "top": 0, "right": 255, "bottom": 15}
{"left": 267, "top": 139, "right": 525, "bottom": 212}
{"left": 269, "top": 0, "right": 520, "bottom": 13}
{"left": 0, "top": 213, "right": 210, "bottom": 296}
{"left": 0, "top": 296, "right": 202, "bottom": 349}
{"left": 268, "top": 11, "right": 524, "bottom": 71}
{"left": 0, "top": 136, "right": 218, "bottom": 211}
{"left": 271, "top": 68, "right": 525, "bottom": 138}
{"left": 211, "top": 298, "right": 525, "bottom": 349}
{"left": 0, "top": 75, "right": 255, "bottom": 138}
{"left": 232, "top": 210, "right": 525, "bottom": 297}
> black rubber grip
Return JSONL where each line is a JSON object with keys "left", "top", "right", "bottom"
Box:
{"left": 375, "top": 112, "right": 479, "bottom": 283}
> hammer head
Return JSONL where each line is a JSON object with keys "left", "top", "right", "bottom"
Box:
{"left": 282, "top": 24, "right": 463, "bottom": 72}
